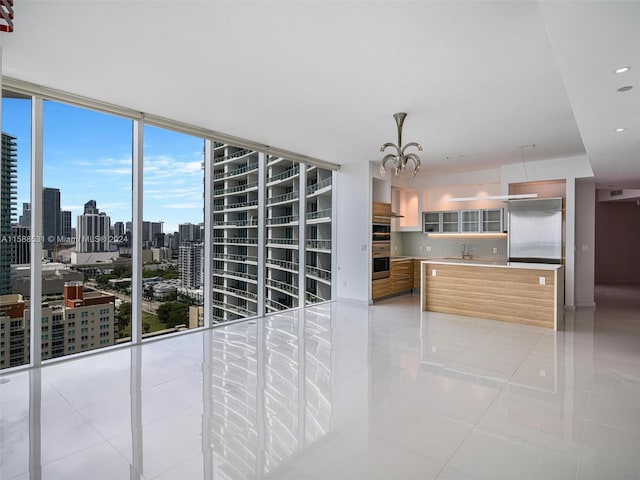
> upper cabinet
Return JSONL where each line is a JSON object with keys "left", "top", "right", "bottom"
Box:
{"left": 481, "top": 208, "right": 504, "bottom": 233}
{"left": 423, "top": 208, "right": 503, "bottom": 234}
{"left": 372, "top": 201, "right": 391, "bottom": 219}
{"left": 460, "top": 210, "right": 480, "bottom": 232}
{"left": 391, "top": 187, "right": 421, "bottom": 231}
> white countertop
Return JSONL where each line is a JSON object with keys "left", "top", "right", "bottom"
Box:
{"left": 420, "top": 258, "right": 562, "bottom": 270}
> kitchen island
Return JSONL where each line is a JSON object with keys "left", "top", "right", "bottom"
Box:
{"left": 420, "top": 259, "right": 564, "bottom": 330}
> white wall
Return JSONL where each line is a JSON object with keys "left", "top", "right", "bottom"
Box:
{"left": 335, "top": 161, "right": 371, "bottom": 303}
{"left": 575, "top": 180, "right": 595, "bottom": 307}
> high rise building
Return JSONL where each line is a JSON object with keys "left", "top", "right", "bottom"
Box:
{"left": 265, "top": 156, "right": 300, "bottom": 313}
{"left": 142, "top": 221, "right": 163, "bottom": 248}
{"left": 152, "top": 232, "right": 165, "bottom": 248}
{"left": 165, "top": 232, "right": 180, "bottom": 250}
{"left": 42, "top": 187, "right": 61, "bottom": 252}
{"left": 178, "top": 222, "right": 201, "bottom": 243}
{"left": 19, "top": 202, "right": 30, "bottom": 227}
{"left": 112, "top": 221, "right": 125, "bottom": 238}
{"left": 304, "top": 165, "right": 332, "bottom": 304}
{"left": 11, "top": 225, "right": 31, "bottom": 264}
{"left": 210, "top": 144, "right": 333, "bottom": 323}
{"left": 60, "top": 210, "right": 72, "bottom": 240}
{"left": 1, "top": 133, "right": 18, "bottom": 295}
{"left": 179, "top": 242, "right": 203, "bottom": 289}
{"left": 0, "top": 283, "right": 116, "bottom": 369}
{"left": 76, "top": 200, "right": 111, "bottom": 253}
{"left": 84, "top": 199, "right": 98, "bottom": 214}
{"left": 211, "top": 143, "right": 259, "bottom": 322}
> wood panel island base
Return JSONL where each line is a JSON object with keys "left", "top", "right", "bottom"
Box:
{"left": 420, "top": 260, "right": 564, "bottom": 330}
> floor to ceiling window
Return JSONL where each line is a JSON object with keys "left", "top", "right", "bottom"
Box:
{"left": 42, "top": 100, "right": 133, "bottom": 358}
{"left": 265, "top": 156, "right": 301, "bottom": 313}
{"left": 304, "top": 165, "right": 333, "bottom": 305}
{"left": 0, "top": 81, "right": 335, "bottom": 371}
{"left": 211, "top": 142, "right": 260, "bottom": 323}
{"left": 142, "top": 125, "right": 204, "bottom": 336}
{"left": 0, "top": 90, "right": 31, "bottom": 369}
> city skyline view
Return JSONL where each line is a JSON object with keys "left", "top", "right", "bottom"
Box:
{"left": 2, "top": 97, "right": 204, "bottom": 234}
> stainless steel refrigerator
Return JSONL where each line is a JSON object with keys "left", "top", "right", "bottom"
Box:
{"left": 508, "top": 197, "right": 563, "bottom": 264}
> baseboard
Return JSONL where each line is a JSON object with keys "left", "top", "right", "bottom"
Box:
{"left": 576, "top": 301, "right": 597, "bottom": 309}
{"left": 335, "top": 296, "right": 370, "bottom": 307}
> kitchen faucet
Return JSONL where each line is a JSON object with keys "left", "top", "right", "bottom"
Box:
{"left": 461, "top": 244, "right": 472, "bottom": 260}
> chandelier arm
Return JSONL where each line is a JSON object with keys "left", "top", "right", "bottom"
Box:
{"left": 380, "top": 142, "right": 400, "bottom": 154}
{"left": 405, "top": 153, "right": 421, "bottom": 177}
{"left": 401, "top": 142, "right": 423, "bottom": 155}
{"left": 380, "top": 153, "right": 398, "bottom": 177}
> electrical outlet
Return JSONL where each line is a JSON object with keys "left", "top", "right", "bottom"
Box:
{"left": 432, "top": 269, "right": 437, "bottom": 277}
{"left": 394, "top": 245, "right": 398, "bottom": 252}
{"left": 426, "top": 245, "right": 431, "bottom": 252}
{"left": 539, "top": 276, "right": 546, "bottom": 285}
{"left": 492, "top": 247, "right": 498, "bottom": 254}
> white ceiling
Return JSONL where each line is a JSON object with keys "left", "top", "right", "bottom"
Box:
{"left": 2, "top": 1, "right": 638, "bottom": 187}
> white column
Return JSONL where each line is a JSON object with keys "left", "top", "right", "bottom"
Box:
{"left": 298, "top": 165, "right": 307, "bottom": 307}
{"left": 565, "top": 177, "right": 576, "bottom": 308}
{"left": 131, "top": 120, "right": 143, "bottom": 343}
{"left": 203, "top": 140, "right": 213, "bottom": 328}
{"left": 30, "top": 97, "right": 43, "bottom": 366}
{"left": 257, "top": 152, "right": 266, "bottom": 317}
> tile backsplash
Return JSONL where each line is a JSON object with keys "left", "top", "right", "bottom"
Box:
{"left": 392, "top": 231, "right": 508, "bottom": 260}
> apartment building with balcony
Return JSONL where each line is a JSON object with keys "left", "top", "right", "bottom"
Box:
{"left": 0, "top": 282, "right": 116, "bottom": 369}
{"left": 212, "top": 143, "right": 261, "bottom": 322}
{"left": 209, "top": 145, "right": 333, "bottom": 322}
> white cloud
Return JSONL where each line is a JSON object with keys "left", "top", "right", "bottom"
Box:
{"left": 164, "top": 202, "right": 204, "bottom": 209}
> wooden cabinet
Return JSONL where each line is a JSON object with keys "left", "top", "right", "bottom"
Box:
{"left": 413, "top": 259, "right": 421, "bottom": 289}
{"left": 372, "top": 277, "right": 391, "bottom": 299}
{"left": 391, "top": 259, "right": 413, "bottom": 293}
{"left": 372, "top": 201, "right": 391, "bottom": 218}
{"left": 372, "top": 258, "right": 414, "bottom": 300}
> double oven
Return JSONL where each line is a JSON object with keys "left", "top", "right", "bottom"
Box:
{"left": 372, "top": 213, "right": 391, "bottom": 279}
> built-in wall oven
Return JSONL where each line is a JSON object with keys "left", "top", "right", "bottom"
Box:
{"left": 372, "top": 212, "right": 391, "bottom": 279}
{"left": 372, "top": 221, "right": 391, "bottom": 242}
{"left": 372, "top": 242, "right": 391, "bottom": 279}
{"left": 372, "top": 240, "right": 391, "bottom": 280}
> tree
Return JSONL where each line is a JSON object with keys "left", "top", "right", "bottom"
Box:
{"left": 157, "top": 301, "right": 189, "bottom": 328}
{"left": 117, "top": 301, "right": 132, "bottom": 336}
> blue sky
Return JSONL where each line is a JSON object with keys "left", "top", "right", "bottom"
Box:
{"left": 2, "top": 98, "right": 204, "bottom": 233}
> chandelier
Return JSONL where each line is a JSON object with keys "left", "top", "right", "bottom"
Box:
{"left": 380, "top": 112, "right": 422, "bottom": 177}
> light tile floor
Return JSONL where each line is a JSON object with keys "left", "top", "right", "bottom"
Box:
{"left": 1, "top": 285, "right": 639, "bottom": 479}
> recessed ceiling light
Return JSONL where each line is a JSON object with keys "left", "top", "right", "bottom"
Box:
{"left": 615, "top": 128, "right": 626, "bottom": 132}
{"left": 618, "top": 85, "right": 633, "bottom": 92}
{"left": 615, "top": 66, "right": 630, "bottom": 74}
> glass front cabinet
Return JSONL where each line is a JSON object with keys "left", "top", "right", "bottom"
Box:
{"left": 423, "top": 208, "right": 503, "bottom": 234}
